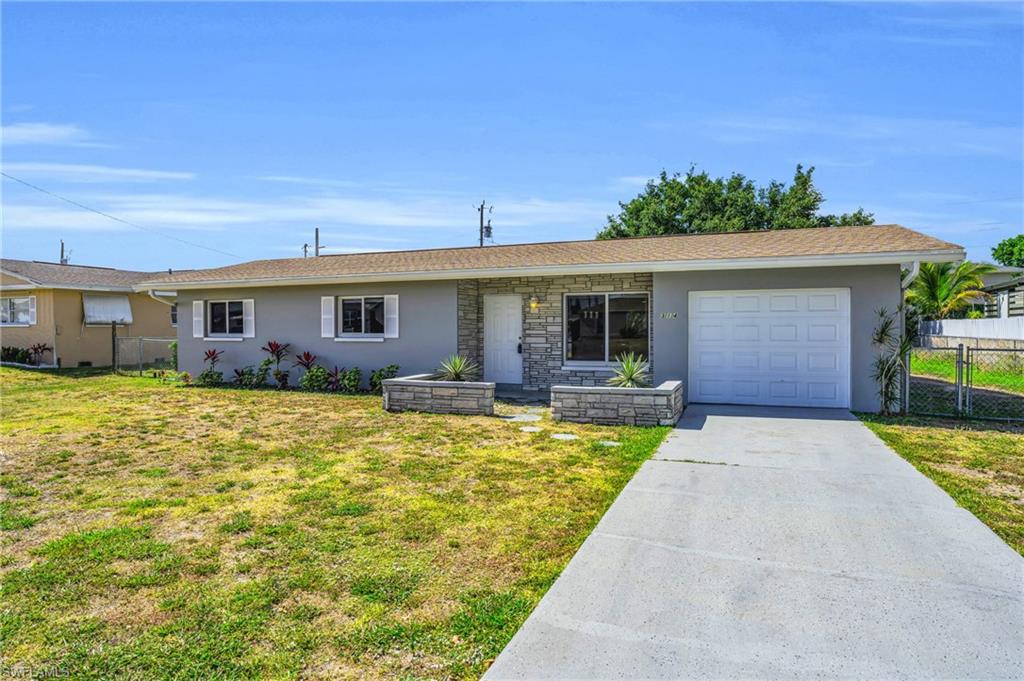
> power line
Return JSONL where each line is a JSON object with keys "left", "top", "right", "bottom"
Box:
{"left": 1, "top": 171, "right": 240, "bottom": 259}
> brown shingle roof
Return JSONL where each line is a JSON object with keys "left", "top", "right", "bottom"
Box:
{"left": 1, "top": 259, "right": 164, "bottom": 291}
{"left": 141, "top": 225, "right": 962, "bottom": 289}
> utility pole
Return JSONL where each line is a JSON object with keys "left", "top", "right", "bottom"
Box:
{"left": 59, "top": 240, "right": 70, "bottom": 265}
{"left": 303, "top": 243, "right": 310, "bottom": 258}
{"left": 315, "top": 227, "right": 323, "bottom": 257}
{"left": 477, "top": 202, "right": 493, "bottom": 247}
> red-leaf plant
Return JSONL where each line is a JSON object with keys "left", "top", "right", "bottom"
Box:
{"left": 203, "top": 348, "right": 224, "bottom": 369}
{"left": 28, "top": 343, "right": 52, "bottom": 364}
{"left": 293, "top": 351, "right": 318, "bottom": 370}
{"left": 260, "top": 341, "right": 290, "bottom": 370}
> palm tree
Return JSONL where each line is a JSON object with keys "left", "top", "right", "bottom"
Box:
{"left": 905, "top": 261, "right": 997, "bottom": 319}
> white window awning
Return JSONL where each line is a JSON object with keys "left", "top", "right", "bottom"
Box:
{"left": 83, "top": 294, "right": 133, "bottom": 324}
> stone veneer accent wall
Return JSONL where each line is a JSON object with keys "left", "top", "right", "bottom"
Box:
{"left": 457, "top": 273, "right": 653, "bottom": 390}
{"left": 382, "top": 374, "right": 495, "bottom": 415}
{"left": 551, "top": 380, "right": 683, "bottom": 426}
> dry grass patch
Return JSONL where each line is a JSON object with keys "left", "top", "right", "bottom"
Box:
{"left": 0, "top": 368, "right": 668, "bottom": 679}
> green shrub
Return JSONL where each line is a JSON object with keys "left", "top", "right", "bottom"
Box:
{"left": 232, "top": 359, "right": 272, "bottom": 389}
{"left": 299, "top": 365, "right": 330, "bottom": 391}
{"left": 329, "top": 366, "right": 362, "bottom": 393}
{"left": 369, "top": 364, "right": 400, "bottom": 393}
{"left": 169, "top": 340, "right": 178, "bottom": 370}
{"left": 1, "top": 347, "right": 31, "bottom": 364}
{"left": 966, "top": 310, "right": 985, "bottom": 319}
{"left": 195, "top": 369, "right": 223, "bottom": 387}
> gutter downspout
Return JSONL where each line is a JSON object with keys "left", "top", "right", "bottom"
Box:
{"left": 899, "top": 261, "right": 921, "bottom": 414}
{"left": 147, "top": 290, "right": 176, "bottom": 306}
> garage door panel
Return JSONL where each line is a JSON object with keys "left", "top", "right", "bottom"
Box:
{"left": 688, "top": 289, "right": 850, "bottom": 408}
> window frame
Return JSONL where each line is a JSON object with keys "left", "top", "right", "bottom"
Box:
{"left": 336, "top": 295, "right": 386, "bottom": 338}
{"left": 1, "top": 296, "right": 33, "bottom": 327}
{"left": 206, "top": 299, "right": 245, "bottom": 337}
{"left": 562, "top": 292, "right": 650, "bottom": 365}
{"left": 170, "top": 303, "right": 178, "bottom": 328}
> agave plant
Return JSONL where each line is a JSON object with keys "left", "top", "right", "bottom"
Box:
{"left": 203, "top": 348, "right": 224, "bottom": 369}
{"left": 437, "top": 354, "right": 480, "bottom": 382}
{"left": 608, "top": 352, "right": 651, "bottom": 388}
{"left": 293, "top": 351, "right": 318, "bottom": 370}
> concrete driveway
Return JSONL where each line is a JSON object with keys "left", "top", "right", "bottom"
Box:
{"left": 486, "top": 405, "right": 1023, "bottom": 680}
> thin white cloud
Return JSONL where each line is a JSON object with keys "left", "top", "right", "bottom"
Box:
{"left": 2, "top": 122, "right": 93, "bottom": 146}
{"left": 257, "top": 175, "right": 363, "bottom": 189}
{"left": 614, "top": 176, "right": 653, "bottom": 189}
{"left": 2, "top": 190, "right": 609, "bottom": 234}
{"left": 3, "top": 162, "right": 195, "bottom": 183}
{"left": 884, "top": 35, "right": 989, "bottom": 48}
{"left": 710, "top": 114, "right": 1021, "bottom": 159}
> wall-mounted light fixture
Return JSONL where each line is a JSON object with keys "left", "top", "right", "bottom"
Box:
{"left": 528, "top": 295, "right": 540, "bottom": 311}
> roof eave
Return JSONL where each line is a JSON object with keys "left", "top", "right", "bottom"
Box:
{"left": 135, "top": 248, "right": 965, "bottom": 292}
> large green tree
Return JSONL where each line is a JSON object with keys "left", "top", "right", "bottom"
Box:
{"left": 904, "top": 261, "right": 997, "bottom": 320}
{"left": 991, "top": 234, "right": 1024, "bottom": 268}
{"left": 597, "top": 165, "right": 873, "bottom": 239}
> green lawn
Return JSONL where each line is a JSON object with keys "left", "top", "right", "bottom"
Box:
{"left": 0, "top": 369, "right": 668, "bottom": 679}
{"left": 862, "top": 414, "right": 1024, "bottom": 556}
{"left": 911, "top": 350, "right": 1024, "bottom": 396}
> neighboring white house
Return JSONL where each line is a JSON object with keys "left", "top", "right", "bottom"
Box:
{"left": 921, "top": 276, "right": 1023, "bottom": 343}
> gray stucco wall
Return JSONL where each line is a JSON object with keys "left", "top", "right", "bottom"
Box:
{"left": 176, "top": 280, "right": 457, "bottom": 385}
{"left": 652, "top": 265, "right": 901, "bottom": 412}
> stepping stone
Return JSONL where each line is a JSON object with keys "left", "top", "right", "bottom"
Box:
{"left": 551, "top": 433, "right": 579, "bottom": 441}
{"left": 503, "top": 413, "right": 542, "bottom": 422}
{"left": 520, "top": 426, "right": 543, "bottom": 433}
{"left": 526, "top": 407, "right": 547, "bottom": 414}
{"left": 598, "top": 440, "right": 622, "bottom": 447}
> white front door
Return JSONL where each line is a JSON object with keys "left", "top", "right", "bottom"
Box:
{"left": 484, "top": 295, "right": 523, "bottom": 384}
{"left": 688, "top": 288, "right": 851, "bottom": 408}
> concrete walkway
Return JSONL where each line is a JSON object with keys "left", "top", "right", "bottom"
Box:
{"left": 486, "top": 405, "right": 1023, "bottom": 680}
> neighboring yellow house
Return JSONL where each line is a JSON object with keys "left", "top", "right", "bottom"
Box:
{"left": 1, "top": 259, "right": 176, "bottom": 368}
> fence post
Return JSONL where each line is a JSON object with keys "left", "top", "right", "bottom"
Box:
{"left": 111, "top": 321, "right": 118, "bottom": 372}
{"left": 955, "top": 344, "right": 964, "bottom": 415}
{"left": 901, "top": 349, "right": 911, "bottom": 415}
{"left": 138, "top": 337, "right": 144, "bottom": 375}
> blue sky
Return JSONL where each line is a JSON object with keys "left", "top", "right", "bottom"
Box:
{"left": 2, "top": 2, "right": 1021, "bottom": 270}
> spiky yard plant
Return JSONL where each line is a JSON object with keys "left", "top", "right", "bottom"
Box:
{"left": 437, "top": 354, "right": 480, "bottom": 382}
{"left": 871, "top": 306, "right": 913, "bottom": 416}
{"left": 608, "top": 352, "right": 651, "bottom": 388}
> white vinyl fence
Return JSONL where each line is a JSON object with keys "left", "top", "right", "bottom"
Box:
{"left": 920, "top": 317, "right": 1023, "bottom": 341}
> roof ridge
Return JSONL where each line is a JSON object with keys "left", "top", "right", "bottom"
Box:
{"left": 271, "top": 224, "right": 902, "bottom": 266}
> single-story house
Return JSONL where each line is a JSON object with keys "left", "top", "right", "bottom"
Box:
{"left": 137, "top": 225, "right": 963, "bottom": 412}
{"left": 1, "top": 259, "right": 177, "bottom": 367}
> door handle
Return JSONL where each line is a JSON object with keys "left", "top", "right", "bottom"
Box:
{"left": 517, "top": 343, "right": 523, "bottom": 354}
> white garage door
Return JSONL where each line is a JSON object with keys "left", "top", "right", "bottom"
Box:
{"left": 688, "top": 288, "right": 851, "bottom": 408}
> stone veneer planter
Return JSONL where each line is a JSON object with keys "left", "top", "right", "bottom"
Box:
{"left": 551, "top": 380, "right": 683, "bottom": 426}
{"left": 382, "top": 374, "right": 495, "bottom": 416}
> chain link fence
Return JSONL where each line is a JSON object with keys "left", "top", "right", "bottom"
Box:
{"left": 908, "top": 345, "right": 1024, "bottom": 421}
{"left": 114, "top": 337, "right": 177, "bottom": 375}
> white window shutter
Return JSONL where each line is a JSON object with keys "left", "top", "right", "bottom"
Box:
{"left": 192, "top": 300, "right": 204, "bottom": 338}
{"left": 242, "top": 299, "right": 255, "bottom": 338}
{"left": 321, "top": 296, "right": 335, "bottom": 338}
{"left": 28, "top": 296, "right": 36, "bottom": 325}
{"left": 384, "top": 295, "right": 399, "bottom": 338}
